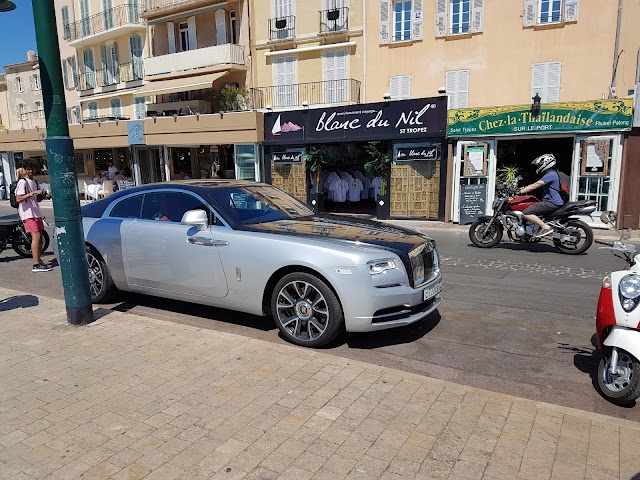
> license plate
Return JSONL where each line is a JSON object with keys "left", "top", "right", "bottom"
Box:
{"left": 423, "top": 280, "right": 442, "bottom": 301}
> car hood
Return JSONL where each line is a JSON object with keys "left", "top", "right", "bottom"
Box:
{"left": 243, "top": 214, "right": 433, "bottom": 254}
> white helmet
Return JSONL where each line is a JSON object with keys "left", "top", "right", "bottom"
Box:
{"left": 532, "top": 154, "right": 556, "bottom": 175}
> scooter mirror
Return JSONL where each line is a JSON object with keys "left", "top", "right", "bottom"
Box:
{"left": 600, "top": 211, "right": 617, "bottom": 225}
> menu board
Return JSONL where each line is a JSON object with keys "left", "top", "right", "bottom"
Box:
{"left": 459, "top": 183, "right": 487, "bottom": 225}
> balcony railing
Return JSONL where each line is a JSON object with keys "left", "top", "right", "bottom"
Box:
{"left": 144, "top": 44, "right": 244, "bottom": 77}
{"left": 64, "top": 3, "right": 142, "bottom": 42}
{"left": 269, "top": 15, "right": 295, "bottom": 40}
{"left": 251, "top": 79, "right": 361, "bottom": 109}
{"left": 142, "top": 0, "right": 219, "bottom": 13}
{"left": 320, "top": 7, "right": 349, "bottom": 33}
{"left": 77, "top": 61, "right": 144, "bottom": 91}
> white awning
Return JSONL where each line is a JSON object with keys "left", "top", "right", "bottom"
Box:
{"left": 137, "top": 71, "right": 229, "bottom": 96}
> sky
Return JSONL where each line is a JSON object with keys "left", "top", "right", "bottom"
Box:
{"left": 0, "top": 1, "right": 37, "bottom": 71}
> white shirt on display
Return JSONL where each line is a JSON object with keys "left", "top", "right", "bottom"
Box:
{"left": 347, "top": 177, "right": 363, "bottom": 202}
{"left": 371, "top": 177, "right": 383, "bottom": 199}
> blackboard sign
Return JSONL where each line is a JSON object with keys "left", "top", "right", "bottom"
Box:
{"left": 459, "top": 183, "right": 487, "bottom": 225}
{"left": 272, "top": 150, "right": 303, "bottom": 164}
{"left": 395, "top": 146, "right": 439, "bottom": 162}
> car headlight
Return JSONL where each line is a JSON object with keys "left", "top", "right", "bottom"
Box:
{"left": 368, "top": 259, "right": 397, "bottom": 275}
{"left": 619, "top": 274, "right": 640, "bottom": 312}
{"left": 433, "top": 248, "right": 440, "bottom": 274}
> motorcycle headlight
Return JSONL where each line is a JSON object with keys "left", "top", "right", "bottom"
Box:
{"left": 368, "top": 259, "right": 397, "bottom": 275}
{"left": 619, "top": 274, "right": 640, "bottom": 312}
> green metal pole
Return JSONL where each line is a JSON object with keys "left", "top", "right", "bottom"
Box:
{"left": 31, "top": 0, "right": 94, "bottom": 325}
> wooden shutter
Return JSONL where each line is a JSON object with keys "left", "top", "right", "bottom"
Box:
{"left": 62, "top": 60, "right": 69, "bottom": 89}
{"left": 445, "top": 70, "right": 457, "bottom": 108}
{"left": 545, "top": 61, "right": 561, "bottom": 102}
{"left": 389, "top": 76, "right": 400, "bottom": 100}
{"left": 564, "top": 0, "right": 579, "bottom": 22}
{"left": 112, "top": 43, "right": 119, "bottom": 81}
{"left": 134, "top": 98, "right": 146, "bottom": 119}
{"left": 401, "top": 76, "right": 411, "bottom": 99}
{"left": 187, "top": 16, "right": 197, "bottom": 50}
{"left": 471, "top": 0, "right": 484, "bottom": 33}
{"left": 216, "top": 9, "right": 227, "bottom": 45}
{"left": 71, "top": 56, "right": 78, "bottom": 87}
{"left": 457, "top": 70, "right": 469, "bottom": 108}
{"left": 29, "top": 75, "right": 33, "bottom": 90}
{"left": 380, "top": 0, "right": 389, "bottom": 44}
{"left": 12, "top": 78, "right": 17, "bottom": 92}
{"left": 436, "top": 0, "right": 447, "bottom": 37}
{"left": 531, "top": 62, "right": 545, "bottom": 101}
{"left": 89, "top": 102, "right": 98, "bottom": 118}
{"left": 100, "top": 44, "right": 107, "bottom": 80}
{"left": 412, "top": 0, "right": 423, "bottom": 40}
{"left": 61, "top": 6, "right": 69, "bottom": 36}
{"left": 523, "top": 0, "right": 536, "bottom": 27}
{"left": 167, "top": 22, "right": 176, "bottom": 54}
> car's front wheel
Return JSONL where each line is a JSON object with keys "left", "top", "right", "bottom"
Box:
{"left": 271, "top": 272, "right": 344, "bottom": 347}
{"left": 86, "top": 247, "right": 117, "bottom": 303}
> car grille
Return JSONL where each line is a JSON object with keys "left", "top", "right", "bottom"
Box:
{"left": 408, "top": 243, "right": 438, "bottom": 288}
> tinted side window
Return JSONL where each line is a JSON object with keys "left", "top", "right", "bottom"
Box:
{"left": 81, "top": 198, "right": 111, "bottom": 218}
{"left": 109, "top": 195, "right": 143, "bottom": 218}
{"left": 141, "top": 192, "right": 209, "bottom": 223}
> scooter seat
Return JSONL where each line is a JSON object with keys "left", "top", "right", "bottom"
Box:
{"left": 0, "top": 214, "right": 22, "bottom": 227}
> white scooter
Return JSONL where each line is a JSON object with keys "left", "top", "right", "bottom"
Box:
{"left": 595, "top": 211, "right": 640, "bottom": 405}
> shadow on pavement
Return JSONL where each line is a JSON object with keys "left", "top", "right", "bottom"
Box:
{"left": 467, "top": 241, "right": 589, "bottom": 255}
{"left": 0, "top": 295, "right": 39, "bottom": 311}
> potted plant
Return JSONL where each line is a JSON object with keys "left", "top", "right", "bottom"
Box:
{"left": 496, "top": 164, "right": 521, "bottom": 190}
{"left": 303, "top": 145, "right": 334, "bottom": 212}
{"left": 327, "top": 8, "right": 340, "bottom": 21}
{"left": 363, "top": 142, "right": 391, "bottom": 219}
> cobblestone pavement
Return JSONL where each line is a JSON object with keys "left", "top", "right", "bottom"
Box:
{"left": 1, "top": 286, "right": 640, "bottom": 480}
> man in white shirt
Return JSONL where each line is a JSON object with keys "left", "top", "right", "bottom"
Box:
{"left": 107, "top": 161, "right": 118, "bottom": 180}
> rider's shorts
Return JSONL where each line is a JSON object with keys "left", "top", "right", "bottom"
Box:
{"left": 523, "top": 200, "right": 561, "bottom": 217}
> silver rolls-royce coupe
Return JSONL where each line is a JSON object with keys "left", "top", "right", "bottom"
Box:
{"left": 66, "top": 180, "right": 442, "bottom": 347}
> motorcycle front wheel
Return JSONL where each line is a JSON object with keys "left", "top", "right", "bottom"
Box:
{"left": 469, "top": 219, "right": 503, "bottom": 248}
{"left": 553, "top": 219, "right": 593, "bottom": 255}
{"left": 13, "top": 228, "right": 50, "bottom": 258}
{"left": 598, "top": 349, "right": 640, "bottom": 405}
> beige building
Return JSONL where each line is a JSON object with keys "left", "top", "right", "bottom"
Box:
{"left": 251, "top": 0, "right": 365, "bottom": 108}
{"left": 55, "top": 0, "right": 84, "bottom": 125}
{"left": 3, "top": 52, "right": 46, "bottom": 131}
{"left": 0, "top": 75, "right": 9, "bottom": 130}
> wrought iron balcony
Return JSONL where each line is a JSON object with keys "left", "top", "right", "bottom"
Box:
{"left": 141, "top": 0, "right": 224, "bottom": 16}
{"left": 77, "top": 61, "right": 144, "bottom": 91}
{"left": 251, "top": 79, "right": 361, "bottom": 109}
{"left": 64, "top": 3, "right": 143, "bottom": 43}
{"left": 269, "top": 15, "right": 295, "bottom": 41}
{"left": 320, "top": 7, "right": 349, "bottom": 33}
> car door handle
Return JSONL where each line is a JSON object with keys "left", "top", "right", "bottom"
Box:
{"left": 187, "top": 237, "right": 228, "bottom": 247}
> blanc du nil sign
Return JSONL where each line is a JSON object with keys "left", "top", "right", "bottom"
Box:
{"left": 448, "top": 99, "right": 633, "bottom": 137}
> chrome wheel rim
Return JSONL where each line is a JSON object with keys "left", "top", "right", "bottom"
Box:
{"left": 86, "top": 252, "right": 104, "bottom": 300}
{"left": 602, "top": 353, "right": 634, "bottom": 392}
{"left": 559, "top": 226, "right": 586, "bottom": 250}
{"left": 276, "top": 281, "right": 329, "bottom": 341}
{"left": 475, "top": 223, "right": 498, "bottom": 244}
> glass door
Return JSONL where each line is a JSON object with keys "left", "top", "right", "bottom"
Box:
{"left": 234, "top": 144, "right": 260, "bottom": 181}
{"left": 572, "top": 135, "right": 622, "bottom": 227}
{"left": 452, "top": 139, "right": 496, "bottom": 223}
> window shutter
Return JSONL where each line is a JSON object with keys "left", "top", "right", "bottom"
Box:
{"left": 100, "top": 44, "right": 107, "bottom": 78}
{"left": 285, "top": 56, "right": 296, "bottom": 85}
{"left": 564, "top": 0, "right": 579, "bottom": 22}
{"left": 389, "top": 76, "right": 400, "bottom": 100}
{"left": 112, "top": 43, "right": 119, "bottom": 79}
{"left": 401, "top": 76, "right": 411, "bottom": 100}
{"left": 531, "top": 62, "right": 546, "bottom": 101}
{"left": 412, "top": 0, "right": 423, "bottom": 40}
{"left": 67, "top": 108, "right": 72, "bottom": 123}
{"left": 546, "top": 61, "right": 561, "bottom": 102}
{"left": 62, "top": 60, "right": 69, "bottom": 89}
{"left": 167, "top": 22, "right": 176, "bottom": 54}
{"left": 134, "top": 98, "right": 146, "bottom": 119}
{"left": 12, "top": 78, "right": 17, "bottom": 92}
{"left": 457, "top": 70, "right": 469, "bottom": 108}
{"left": 61, "top": 6, "right": 69, "bottom": 36}
{"left": 215, "top": 9, "right": 227, "bottom": 45}
{"left": 71, "top": 56, "right": 78, "bottom": 87}
{"left": 471, "top": 0, "right": 484, "bottom": 33}
{"left": 445, "top": 70, "right": 457, "bottom": 108}
{"left": 636, "top": 48, "right": 640, "bottom": 84}
{"left": 29, "top": 76, "right": 33, "bottom": 90}
{"left": 523, "top": 0, "right": 536, "bottom": 27}
{"left": 187, "top": 16, "right": 197, "bottom": 50}
{"left": 380, "top": 0, "right": 389, "bottom": 44}
{"left": 436, "top": 0, "right": 447, "bottom": 37}
{"left": 274, "top": 57, "right": 285, "bottom": 86}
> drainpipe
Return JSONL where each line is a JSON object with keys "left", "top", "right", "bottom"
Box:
{"left": 610, "top": 0, "right": 623, "bottom": 98}
{"left": 362, "top": 0, "right": 367, "bottom": 103}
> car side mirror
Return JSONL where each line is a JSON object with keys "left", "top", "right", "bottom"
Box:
{"left": 181, "top": 209, "right": 208, "bottom": 231}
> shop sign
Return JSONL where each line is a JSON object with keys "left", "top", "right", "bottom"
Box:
{"left": 272, "top": 150, "right": 303, "bottom": 164}
{"left": 395, "top": 145, "right": 439, "bottom": 162}
{"left": 265, "top": 97, "right": 447, "bottom": 143}
{"left": 127, "top": 120, "right": 144, "bottom": 145}
{"left": 448, "top": 99, "right": 633, "bottom": 137}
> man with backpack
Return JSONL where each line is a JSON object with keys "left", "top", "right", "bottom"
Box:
{"left": 519, "top": 153, "right": 570, "bottom": 238}
{"left": 14, "top": 160, "right": 51, "bottom": 272}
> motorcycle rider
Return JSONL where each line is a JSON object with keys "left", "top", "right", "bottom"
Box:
{"left": 518, "top": 154, "right": 565, "bottom": 238}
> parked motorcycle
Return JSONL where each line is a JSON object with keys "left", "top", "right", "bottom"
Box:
{"left": 595, "top": 211, "right": 640, "bottom": 404}
{"left": 468, "top": 177, "right": 597, "bottom": 255}
{"left": 0, "top": 214, "right": 50, "bottom": 258}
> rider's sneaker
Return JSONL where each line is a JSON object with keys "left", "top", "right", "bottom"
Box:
{"left": 534, "top": 227, "right": 554, "bottom": 238}
{"left": 32, "top": 262, "right": 52, "bottom": 272}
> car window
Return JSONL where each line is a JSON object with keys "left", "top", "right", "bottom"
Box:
{"left": 109, "top": 195, "right": 143, "bottom": 219}
{"left": 141, "top": 192, "right": 210, "bottom": 223}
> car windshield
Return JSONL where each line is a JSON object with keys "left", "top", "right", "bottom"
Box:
{"left": 206, "top": 185, "right": 314, "bottom": 225}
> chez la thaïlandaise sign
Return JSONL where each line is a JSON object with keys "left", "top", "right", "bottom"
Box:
{"left": 447, "top": 99, "right": 633, "bottom": 137}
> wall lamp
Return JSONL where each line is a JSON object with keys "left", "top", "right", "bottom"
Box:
{"left": 383, "top": 92, "right": 391, "bottom": 101}
{"left": 531, "top": 93, "right": 541, "bottom": 118}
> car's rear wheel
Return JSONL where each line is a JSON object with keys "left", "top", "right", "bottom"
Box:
{"left": 86, "top": 248, "right": 117, "bottom": 303}
{"left": 271, "top": 272, "right": 344, "bottom": 348}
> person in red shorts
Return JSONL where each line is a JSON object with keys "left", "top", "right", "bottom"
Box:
{"left": 15, "top": 160, "right": 51, "bottom": 272}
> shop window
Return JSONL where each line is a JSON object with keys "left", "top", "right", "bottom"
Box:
{"left": 235, "top": 144, "right": 258, "bottom": 181}
{"left": 437, "top": 0, "right": 482, "bottom": 37}
{"left": 389, "top": 75, "right": 411, "bottom": 100}
{"left": 531, "top": 61, "right": 561, "bottom": 103}
{"left": 94, "top": 149, "right": 113, "bottom": 174}
{"left": 577, "top": 138, "right": 613, "bottom": 212}
{"left": 523, "top": 0, "right": 579, "bottom": 27}
{"left": 172, "top": 148, "right": 192, "bottom": 179}
{"left": 445, "top": 69, "right": 469, "bottom": 109}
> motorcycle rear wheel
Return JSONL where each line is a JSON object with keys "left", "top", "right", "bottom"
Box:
{"left": 13, "top": 228, "right": 50, "bottom": 258}
{"left": 598, "top": 350, "right": 640, "bottom": 405}
{"left": 553, "top": 220, "right": 593, "bottom": 255}
{"left": 469, "top": 219, "right": 503, "bottom": 248}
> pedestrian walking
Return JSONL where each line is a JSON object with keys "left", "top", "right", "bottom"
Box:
{"left": 14, "top": 160, "right": 51, "bottom": 272}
